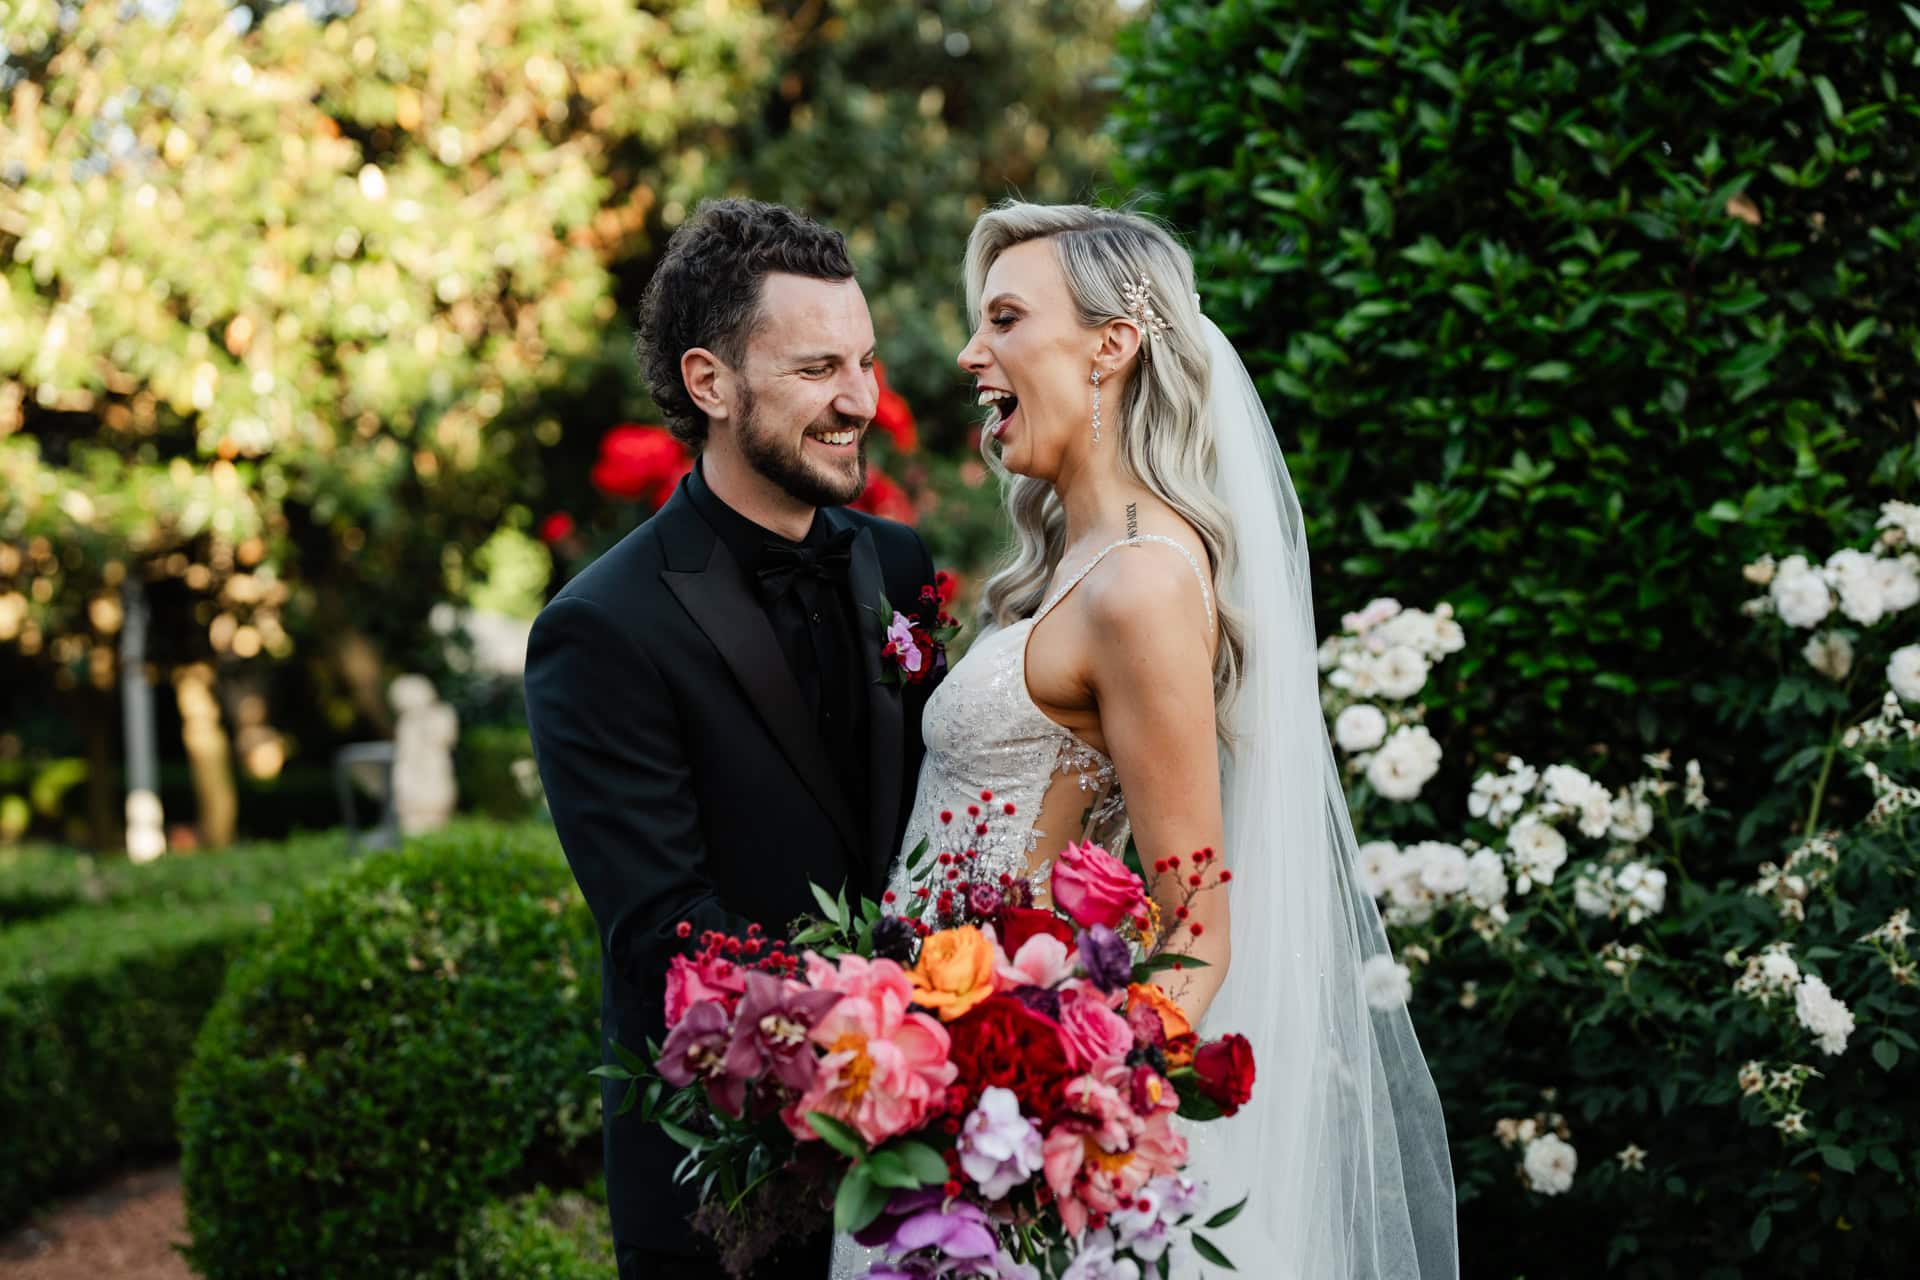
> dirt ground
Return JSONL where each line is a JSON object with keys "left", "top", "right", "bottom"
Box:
{"left": 0, "top": 1165, "right": 193, "bottom": 1280}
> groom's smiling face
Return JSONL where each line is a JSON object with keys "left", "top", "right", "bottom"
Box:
{"left": 725, "top": 272, "right": 879, "bottom": 509}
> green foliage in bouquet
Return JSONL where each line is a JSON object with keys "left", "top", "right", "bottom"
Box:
{"left": 0, "top": 830, "right": 348, "bottom": 1228}
{"left": 1111, "top": 0, "right": 1920, "bottom": 786}
{"left": 454, "top": 1181, "right": 615, "bottom": 1280}
{"left": 176, "top": 824, "right": 601, "bottom": 1279}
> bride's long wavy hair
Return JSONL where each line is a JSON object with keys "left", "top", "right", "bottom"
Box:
{"left": 966, "top": 201, "right": 1248, "bottom": 744}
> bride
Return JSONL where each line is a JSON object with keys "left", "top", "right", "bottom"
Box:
{"left": 835, "top": 202, "right": 1458, "bottom": 1278}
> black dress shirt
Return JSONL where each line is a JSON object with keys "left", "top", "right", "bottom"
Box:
{"left": 685, "top": 461, "right": 869, "bottom": 823}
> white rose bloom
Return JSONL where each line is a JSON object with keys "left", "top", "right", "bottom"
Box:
{"left": 1877, "top": 556, "right": 1920, "bottom": 614}
{"left": 1608, "top": 791, "right": 1656, "bottom": 843}
{"left": 1366, "top": 725, "right": 1443, "bottom": 801}
{"left": 1878, "top": 500, "right": 1920, "bottom": 547}
{"left": 1413, "top": 841, "right": 1471, "bottom": 896}
{"left": 1430, "top": 614, "right": 1466, "bottom": 656}
{"left": 1465, "top": 848, "right": 1508, "bottom": 910}
{"left": 1334, "top": 703, "right": 1390, "bottom": 753}
{"left": 1757, "top": 948, "right": 1801, "bottom": 990}
{"left": 1801, "top": 630, "right": 1854, "bottom": 681}
{"left": 1826, "top": 548, "right": 1888, "bottom": 626}
{"left": 1888, "top": 645, "right": 1920, "bottom": 703}
{"left": 1572, "top": 871, "right": 1613, "bottom": 918}
{"left": 1317, "top": 637, "right": 1342, "bottom": 671}
{"left": 1742, "top": 555, "right": 1776, "bottom": 586}
{"left": 1616, "top": 862, "right": 1667, "bottom": 922}
{"left": 1371, "top": 645, "right": 1431, "bottom": 699}
{"left": 1793, "top": 975, "right": 1856, "bottom": 1056}
{"left": 1356, "top": 841, "right": 1403, "bottom": 899}
{"left": 1770, "top": 556, "right": 1833, "bottom": 629}
{"left": 1508, "top": 819, "right": 1569, "bottom": 889}
{"left": 1522, "top": 1134, "right": 1578, "bottom": 1196}
{"left": 1361, "top": 953, "right": 1413, "bottom": 1010}
{"left": 1341, "top": 597, "right": 1401, "bottom": 635}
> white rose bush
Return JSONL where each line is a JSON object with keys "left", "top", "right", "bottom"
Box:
{"left": 1319, "top": 512, "right": 1918, "bottom": 1271}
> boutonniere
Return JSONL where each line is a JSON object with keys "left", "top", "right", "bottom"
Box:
{"left": 875, "top": 570, "right": 962, "bottom": 686}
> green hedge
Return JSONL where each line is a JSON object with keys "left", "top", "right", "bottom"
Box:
{"left": 455, "top": 1182, "right": 615, "bottom": 1279}
{"left": 0, "top": 829, "right": 352, "bottom": 924}
{"left": 1112, "top": 0, "right": 1920, "bottom": 791}
{"left": 457, "top": 724, "right": 542, "bottom": 821}
{"left": 177, "top": 822, "right": 602, "bottom": 1279}
{"left": 0, "top": 875, "right": 336, "bottom": 1225}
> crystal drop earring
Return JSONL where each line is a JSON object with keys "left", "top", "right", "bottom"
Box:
{"left": 1091, "top": 368, "right": 1103, "bottom": 443}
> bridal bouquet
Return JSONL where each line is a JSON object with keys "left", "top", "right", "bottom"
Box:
{"left": 601, "top": 798, "right": 1253, "bottom": 1278}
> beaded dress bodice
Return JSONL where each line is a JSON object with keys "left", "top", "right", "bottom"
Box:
{"left": 885, "top": 535, "right": 1214, "bottom": 901}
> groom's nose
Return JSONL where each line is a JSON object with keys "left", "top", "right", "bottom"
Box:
{"left": 832, "top": 365, "right": 878, "bottom": 422}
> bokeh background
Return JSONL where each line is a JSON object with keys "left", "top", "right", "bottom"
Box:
{"left": 3, "top": 1, "right": 1916, "bottom": 1276}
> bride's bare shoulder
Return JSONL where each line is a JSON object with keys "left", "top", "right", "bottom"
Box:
{"left": 1074, "top": 529, "right": 1215, "bottom": 657}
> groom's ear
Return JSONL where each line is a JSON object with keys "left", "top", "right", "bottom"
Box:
{"left": 681, "top": 347, "right": 734, "bottom": 423}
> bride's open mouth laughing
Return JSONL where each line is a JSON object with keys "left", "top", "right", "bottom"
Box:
{"left": 978, "top": 385, "right": 1018, "bottom": 437}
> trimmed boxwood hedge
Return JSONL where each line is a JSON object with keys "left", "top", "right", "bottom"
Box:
{"left": 0, "top": 829, "right": 352, "bottom": 924}
{"left": 176, "top": 823, "right": 603, "bottom": 1279}
{"left": 1111, "top": 0, "right": 1920, "bottom": 801}
{"left": 455, "top": 1182, "right": 615, "bottom": 1279}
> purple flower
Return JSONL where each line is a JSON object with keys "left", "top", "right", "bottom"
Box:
{"left": 1076, "top": 924, "right": 1132, "bottom": 993}
{"left": 723, "top": 970, "right": 841, "bottom": 1093}
{"left": 887, "top": 612, "right": 925, "bottom": 673}
{"left": 957, "top": 1086, "right": 1044, "bottom": 1198}
{"left": 655, "top": 1000, "right": 747, "bottom": 1116}
{"left": 873, "top": 914, "right": 920, "bottom": 964}
{"left": 853, "top": 1187, "right": 997, "bottom": 1259}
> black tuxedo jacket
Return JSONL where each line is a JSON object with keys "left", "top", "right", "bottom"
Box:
{"left": 524, "top": 476, "right": 940, "bottom": 1260}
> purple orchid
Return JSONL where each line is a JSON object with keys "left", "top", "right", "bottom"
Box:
{"left": 853, "top": 1187, "right": 998, "bottom": 1259}
{"left": 1076, "top": 924, "right": 1132, "bottom": 993}
{"left": 723, "top": 970, "right": 842, "bottom": 1093}
{"left": 655, "top": 999, "right": 748, "bottom": 1117}
{"left": 958, "top": 1086, "right": 1044, "bottom": 1198}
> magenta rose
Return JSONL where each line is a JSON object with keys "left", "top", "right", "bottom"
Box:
{"left": 1056, "top": 988, "right": 1134, "bottom": 1071}
{"left": 1051, "top": 841, "right": 1149, "bottom": 932}
{"left": 664, "top": 951, "right": 747, "bottom": 1027}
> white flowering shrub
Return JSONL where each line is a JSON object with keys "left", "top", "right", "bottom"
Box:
{"left": 1320, "top": 598, "right": 1466, "bottom": 809}
{"left": 1325, "top": 515, "right": 1919, "bottom": 1274}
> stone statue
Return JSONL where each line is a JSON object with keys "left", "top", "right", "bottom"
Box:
{"left": 390, "top": 674, "right": 458, "bottom": 835}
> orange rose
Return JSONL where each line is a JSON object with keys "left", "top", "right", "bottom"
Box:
{"left": 1125, "top": 981, "right": 1198, "bottom": 1067}
{"left": 909, "top": 926, "right": 997, "bottom": 1021}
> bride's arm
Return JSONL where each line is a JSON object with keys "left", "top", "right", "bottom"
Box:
{"left": 1080, "top": 556, "right": 1230, "bottom": 1026}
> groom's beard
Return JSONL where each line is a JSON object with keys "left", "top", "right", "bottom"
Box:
{"left": 736, "top": 382, "right": 868, "bottom": 510}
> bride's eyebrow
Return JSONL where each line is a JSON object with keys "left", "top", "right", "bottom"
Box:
{"left": 982, "top": 292, "right": 1025, "bottom": 318}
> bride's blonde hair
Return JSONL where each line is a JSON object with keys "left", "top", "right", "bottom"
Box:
{"left": 965, "top": 201, "right": 1247, "bottom": 743}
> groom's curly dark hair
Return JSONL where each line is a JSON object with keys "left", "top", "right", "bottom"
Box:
{"left": 635, "top": 198, "right": 856, "bottom": 451}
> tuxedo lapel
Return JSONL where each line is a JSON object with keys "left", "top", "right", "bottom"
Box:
{"left": 659, "top": 501, "right": 866, "bottom": 866}
{"left": 839, "top": 518, "right": 906, "bottom": 897}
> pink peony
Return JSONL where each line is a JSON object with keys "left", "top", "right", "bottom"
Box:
{"left": 664, "top": 951, "right": 747, "bottom": 1027}
{"left": 784, "top": 951, "right": 957, "bottom": 1147}
{"left": 1051, "top": 841, "right": 1150, "bottom": 933}
{"left": 993, "top": 930, "right": 1076, "bottom": 992}
{"left": 1056, "top": 990, "right": 1134, "bottom": 1071}
{"left": 1043, "top": 1089, "right": 1188, "bottom": 1238}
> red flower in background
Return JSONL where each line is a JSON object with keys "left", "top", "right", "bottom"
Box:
{"left": 538, "top": 511, "right": 576, "bottom": 545}
{"left": 871, "top": 362, "right": 918, "bottom": 453}
{"left": 592, "top": 424, "right": 690, "bottom": 506}
{"left": 854, "top": 467, "right": 917, "bottom": 525}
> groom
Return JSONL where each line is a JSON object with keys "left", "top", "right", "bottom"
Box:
{"left": 525, "top": 199, "right": 943, "bottom": 1279}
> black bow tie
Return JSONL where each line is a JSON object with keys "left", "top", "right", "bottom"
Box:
{"left": 754, "top": 527, "right": 857, "bottom": 602}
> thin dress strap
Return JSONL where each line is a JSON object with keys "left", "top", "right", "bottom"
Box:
{"left": 1033, "top": 534, "right": 1215, "bottom": 631}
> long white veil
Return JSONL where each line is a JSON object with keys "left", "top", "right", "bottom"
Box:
{"left": 1190, "top": 312, "right": 1458, "bottom": 1278}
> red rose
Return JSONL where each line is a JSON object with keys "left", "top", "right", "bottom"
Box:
{"left": 946, "top": 993, "right": 1074, "bottom": 1118}
{"left": 934, "top": 569, "right": 960, "bottom": 605}
{"left": 871, "top": 361, "right": 919, "bottom": 453}
{"left": 854, "top": 466, "right": 917, "bottom": 525}
{"left": 538, "top": 511, "right": 576, "bottom": 545}
{"left": 1192, "top": 1033, "right": 1256, "bottom": 1116}
{"left": 591, "top": 424, "right": 690, "bottom": 506}
{"left": 997, "top": 907, "right": 1076, "bottom": 957}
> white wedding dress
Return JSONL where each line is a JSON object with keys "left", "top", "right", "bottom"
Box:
{"left": 829, "top": 310, "right": 1458, "bottom": 1279}
{"left": 828, "top": 534, "right": 1213, "bottom": 1280}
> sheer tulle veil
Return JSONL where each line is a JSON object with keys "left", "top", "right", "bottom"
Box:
{"left": 1192, "top": 309, "right": 1458, "bottom": 1278}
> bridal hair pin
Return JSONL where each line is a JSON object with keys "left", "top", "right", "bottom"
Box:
{"left": 1121, "top": 272, "right": 1170, "bottom": 362}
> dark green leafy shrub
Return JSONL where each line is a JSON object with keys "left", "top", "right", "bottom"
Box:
{"left": 0, "top": 829, "right": 351, "bottom": 924}
{"left": 457, "top": 724, "right": 542, "bottom": 821}
{"left": 177, "top": 823, "right": 602, "bottom": 1279}
{"left": 455, "top": 1181, "right": 615, "bottom": 1279}
{"left": 0, "top": 892, "right": 325, "bottom": 1226}
{"left": 1112, "top": 0, "right": 1920, "bottom": 791}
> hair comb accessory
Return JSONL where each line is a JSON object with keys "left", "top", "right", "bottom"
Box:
{"left": 1121, "top": 273, "right": 1171, "bottom": 361}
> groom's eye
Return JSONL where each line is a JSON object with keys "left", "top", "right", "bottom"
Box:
{"left": 800, "top": 366, "right": 829, "bottom": 377}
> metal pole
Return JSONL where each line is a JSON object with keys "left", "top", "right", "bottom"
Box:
{"left": 119, "top": 577, "right": 165, "bottom": 862}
